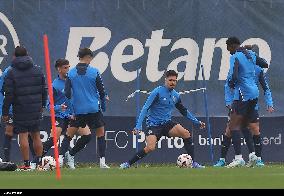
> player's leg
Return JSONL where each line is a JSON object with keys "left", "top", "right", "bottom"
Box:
{"left": 168, "top": 123, "right": 205, "bottom": 168}
{"left": 89, "top": 112, "right": 109, "bottom": 168}
{"left": 227, "top": 100, "right": 254, "bottom": 168}
{"left": 30, "top": 130, "right": 43, "bottom": 168}
{"left": 42, "top": 117, "right": 64, "bottom": 156}
{"left": 214, "top": 123, "right": 231, "bottom": 167}
{"left": 241, "top": 126, "right": 257, "bottom": 167}
{"left": 28, "top": 133, "right": 35, "bottom": 159}
{"left": 63, "top": 126, "right": 80, "bottom": 169}
{"left": 248, "top": 121, "right": 264, "bottom": 167}
{"left": 3, "top": 121, "right": 13, "bottom": 162}
{"left": 69, "top": 126, "right": 91, "bottom": 157}
{"left": 120, "top": 131, "right": 158, "bottom": 169}
{"left": 18, "top": 132, "right": 31, "bottom": 170}
{"left": 95, "top": 126, "right": 109, "bottom": 168}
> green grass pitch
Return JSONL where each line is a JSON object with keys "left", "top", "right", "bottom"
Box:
{"left": 0, "top": 164, "right": 284, "bottom": 189}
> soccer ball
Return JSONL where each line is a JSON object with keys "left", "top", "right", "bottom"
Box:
{"left": 177, "top": 154, "right": 192, "bottom": 168}
{"left": 41, "top": 156, "right": 56, "bottom": 170}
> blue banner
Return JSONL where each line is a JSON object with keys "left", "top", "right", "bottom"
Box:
{"left": 0, "top": 116, "right": 282, "bottom": 164}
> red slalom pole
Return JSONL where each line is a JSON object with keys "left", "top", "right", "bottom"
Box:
{"left": 43, "top": 34, "right": 61, "bottom": 179}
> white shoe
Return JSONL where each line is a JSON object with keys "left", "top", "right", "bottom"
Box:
{"left": 247, "top": 152, "right": 258, "bottom": 167}
{"left": 100, "top": 157, "right": 110, "bottom": 169}
{"left": 59, "top": 155, "right": 64, "bottom": 168}
{"left": 65, "top": 151, "right": 75, "bottom": 170}
{"left": 226, "top": 158, "right": 245, "bottom": 168}
{"left": 30, "top": 162, "right": 37, "bottom": 170}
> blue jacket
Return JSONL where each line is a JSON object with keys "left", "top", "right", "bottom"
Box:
{"left": 226, "top": 50, "right": 259, "bottom": 101}
{"left": 46, "top": 77, "right": 73, "bottom": 119}
{"left": 225, "top": 65, "right": 273, "bottom": 108}
{"left": 135, "top": 86, "right": 200, "bottom": 130}
{"left": 65, "top": 63, "right": 106, "bottom": 115}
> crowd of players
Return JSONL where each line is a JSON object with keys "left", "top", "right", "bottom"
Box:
{"left": 0, "top": 36, "right": 274, "bottom": 170}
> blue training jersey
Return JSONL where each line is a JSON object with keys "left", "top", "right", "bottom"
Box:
{"left": 226, "top": 50, "right": 259, "bottom": 101}
{"left": 46, "top": 77, "right": 73, "bottom": 119}
{"left": 225, "top": 64, "right": 273, "bottom": 108}
{"left": 65, "top": 63, "right": 106, "bottom": 115}
{"left": 135, "top": 86, "right": 200, "bottom": 130}
{"left": 0, "top": 66, "right": 12, "bottom": 116}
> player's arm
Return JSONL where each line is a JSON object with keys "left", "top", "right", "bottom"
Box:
{"left": 258, "top": 70, "right": 274, "bottom": 112}
{"left": 134, "top": 89, "right": 159, "bottom": 131}
{"left": 46, "top": 87, "right": 65, "bottom": 112}
{"left": 95, "top": 72, "right": 106, "bottom": 112}
{"left": 2, "top": 71, "right": 14, "bottom": 121}
{"left": 243, "top": 45, "right": 268, "bottom": 68}
{"left": 224, "top": 79, "right": 234, "bottom": 109}
{"left": 227, "top": 56, "right": 239, "bottom": 89}
{"left": 64, "top": 76, "right": 76, "bottom": 114}
{"left": 175, "top": 97, "right": 205, "bottom": 129}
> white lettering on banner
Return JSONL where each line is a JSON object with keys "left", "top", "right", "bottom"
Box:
{"left": 66, "top": 27, "right": 272, "bottom": 82}
{"left": 66, "top": 27, "right": 111, "bottom": 74}
{"left": 111, "top": 38, "right": 144, "bottom": 82}
{"left": 262, "top": 134, "right": 281, "bottom": 145}
{"left": 0, "top": 12, "right": 20, "bottom": 65}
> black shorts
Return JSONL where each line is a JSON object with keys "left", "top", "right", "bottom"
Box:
{"left": 146, "top": 121, "right": 178, "bottom": 140}
{"left": 55, "top": 117, "right": 69, "bottom": 133}
{"left": 231, "top": 99, "right": 258, "bottom": 122}
{"left": 13, "top": 123, "right": 40, "bottom": 134}
{"left": 69, "top": 112, "right": 105, "bottom": 130}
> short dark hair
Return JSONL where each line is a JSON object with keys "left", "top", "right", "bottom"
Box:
{"left": 226, "top": 37, "right": 241, "bottom": 46}
{"left": 77, "top": 48, "right": 94, "bottom": 58}
{"left": 14, "top": 46, "right": 28, "bottom": 57}
{"left": 165, "top": 70, "right": 178, "bottom": 78}
{"left": 55, "top": 58, "right": 69, "bottom": 68}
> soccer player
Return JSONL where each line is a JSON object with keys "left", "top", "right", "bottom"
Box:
{"left": 41, "top": 59, "right": 73, "bottom": 158}
{"left": 2, "top": 46, "right": 47, "bottom": 170}
{"left": 62, "top": 48, "right": 109, "bottom": 169}
{"left": 214, "top": 62, "right": 274, "bottom": 167}
{"left": 120, "top": 70, "right": 206, "bottom": 169}
{"left": 224, "top": 37, "right": 260, "bottom": 168}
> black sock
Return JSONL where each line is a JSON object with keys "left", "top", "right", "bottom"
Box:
{"left": 60, "top": 134, "right": 72, "bottom": 155}
{"left": 129, "top": 149, "right": 147, "bottom": 165}
{"left": 97, "top": 136, "right": 106, "bottom": 158}
{"left": 183, "top": 137, "right": 194, "bottom": 161}
{"left": 24, "top": 160, "right": 30, "bottom": 167}
{"left": 241, "top": 127, "right": 254, "bottom": 153}
{"left": 69, "top": 134, "right": 92, "bottom": 156}
{"left": 253, "top": 134, "right": 262, "bottom": 157}
{"left": 221, "top": 134, "right": 231, "bottom": 159}
{"left": 3, "top": 135, "right": 12, "bottom": 162}
{"left": 231, "top": 130, "right": 242, "bottom": 155}
{"left": 43, "top": 137, "right": 54, "bottom": 156}
{"left": 28, "top": 134, "right": 35, "bottom": 158}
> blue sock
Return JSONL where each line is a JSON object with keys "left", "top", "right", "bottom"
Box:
{"left": 97, "top": 136, "right": 106, "bottom": 158}
{"left": 3, "top": 135, "right": 12, "bottom": 162}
